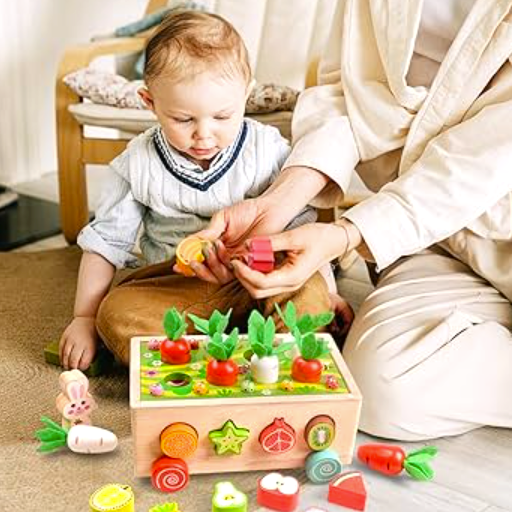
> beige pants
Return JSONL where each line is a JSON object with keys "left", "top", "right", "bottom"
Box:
{"left": 96, "top": 261, "right": 330, "bottom": 366}
{"left": 343, "top": 247, "right": 512, "bottom": 441}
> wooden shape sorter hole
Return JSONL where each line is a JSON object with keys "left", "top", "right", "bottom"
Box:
{"left": 162, "top": 372, "right": 193, "bottom": 396}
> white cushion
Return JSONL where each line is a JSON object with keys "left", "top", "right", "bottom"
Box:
{"left": 69, "top": 102, "right": 292, "bottom": 140}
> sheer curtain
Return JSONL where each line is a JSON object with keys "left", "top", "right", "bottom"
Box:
{"left": 0, "top": 0, "right": 146, "bottom": 185}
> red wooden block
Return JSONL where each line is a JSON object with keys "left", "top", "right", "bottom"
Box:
{"left": 246, "top": 237, "right": 275, "bottom": 273}
{"left": 250, "top": 237, "right": 273, "bottom": 253}
{"left": 328, "top": 471, "right": 367, "bottom": 511}
{"left": 257, "top": 473, "right": 300, "bottom": 511}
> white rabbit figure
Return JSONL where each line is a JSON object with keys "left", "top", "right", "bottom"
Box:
{"left": 56, "top": 369, "right": 97, "bottom": 429}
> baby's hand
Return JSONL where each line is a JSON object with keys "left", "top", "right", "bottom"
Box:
{"left": 59, "top": 316, "right": 99, "bottom": 371}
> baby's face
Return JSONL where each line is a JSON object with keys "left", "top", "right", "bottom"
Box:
{"left": 143, "top": 70, "right": 248, "bottom": 168}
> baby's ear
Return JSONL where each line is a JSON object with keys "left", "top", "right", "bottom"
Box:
{"left": 138, "top": 86, "right": 155, "bottom": 111}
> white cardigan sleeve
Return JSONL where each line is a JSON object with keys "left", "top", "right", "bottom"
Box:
{"left": 283, "top": 0, "right": 360, "bottom": 208}
{"left": 344, "top": 99, "right": 512, "bottom": 270}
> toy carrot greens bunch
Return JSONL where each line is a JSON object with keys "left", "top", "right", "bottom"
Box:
{"left": 161, "top": 308, "right": 190, "bottom": 365}
{"left": 276, "top": 302, "right": 334, "bottom": 383}
{"left": 203, "top": 326, "right": 240, "bottom": 387}
{"left": 247, "top": 310, "right": 294, "bottom": 384}
{"left": 189, "top": 309, "right": 232, "bottom": 338}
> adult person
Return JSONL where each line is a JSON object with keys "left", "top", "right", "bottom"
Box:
{"left": 194, "top": 0, "right": 512, "bottom": 441}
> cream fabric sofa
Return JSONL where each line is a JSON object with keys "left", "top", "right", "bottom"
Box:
{"left": 56, "top": 0, "right": 337, "bottom": 243}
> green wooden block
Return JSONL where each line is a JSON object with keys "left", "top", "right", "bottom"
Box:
{"left": 44, "top": 340, "right": 115, "bottom": 377}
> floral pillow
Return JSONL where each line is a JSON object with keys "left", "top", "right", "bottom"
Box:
{"left": 63, "top": 68, "right": 299, "bottom": 114}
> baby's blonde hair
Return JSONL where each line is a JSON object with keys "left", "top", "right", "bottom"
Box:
{"left": 144, "top": 11, "right": 252, "bottom": 86}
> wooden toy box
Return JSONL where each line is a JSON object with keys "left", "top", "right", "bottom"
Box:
{"left": 130, "top": 334, "right": 361, "bottom": 478}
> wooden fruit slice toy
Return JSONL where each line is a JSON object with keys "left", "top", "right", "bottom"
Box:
{"left": 304, "top": 415, "right": 336, "bottom": 451}
{"left": 328, "top": 471, "right": 367, "bottom": 511}
{"left": 357, "top": 443, "right": 438, "bottom": 480}
{"left": 245, "top": 237, "right": 274, "bottom": 273}
{"left": 259, "top": 418, "right": 296, "bottom": 454}
{"left": 89, "top": 484, "right": 134, "bottom": 512}
{"left": 151, "top": 456, "right": 189, "bottom": 492}
{"left": 305, "top": 449, "right": 343, "bottom": 484}
{"left": 211, "top": 482, "right": 247, "bottom": 512}
{"left": 257, "top": 472, "right": 300, "bottom": 512}
{"left": 176, "top": 236, "right": 209, "bottom": 276}
{"left": 160, "top": 423, "right": 198, "bottom": 459}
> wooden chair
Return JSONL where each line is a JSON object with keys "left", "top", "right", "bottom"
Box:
{"left": 56, "top": 0, "right": 339, "bottom": 243}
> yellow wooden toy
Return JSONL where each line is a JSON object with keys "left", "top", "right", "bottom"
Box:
{"left": 175, "top": 236, "right": 210, "bottom": 276}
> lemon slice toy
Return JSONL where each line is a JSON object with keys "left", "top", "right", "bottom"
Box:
{"left": 89, "top": 484, "right": 134, "bottom": 512}
{"left": 176, "top": 237, "right": 210, "bottom": 276}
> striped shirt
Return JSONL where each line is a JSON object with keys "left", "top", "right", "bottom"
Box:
{"left": 78, "top": 118, "right": 315, "bottom": 268}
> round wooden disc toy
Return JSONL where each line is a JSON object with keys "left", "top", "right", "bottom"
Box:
{"left": 160, "top": 422, "right": 198, "bottom": 459}
{"left": 305, "top": 415, "right": 336, "bottom": 451}
{"left": 151, "top": 457, "right": 189, "bottom": 493}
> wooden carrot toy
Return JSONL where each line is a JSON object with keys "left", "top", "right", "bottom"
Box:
{"left": 357, "top": 443, "right": 438, "bottom": 480}
{"left": 36, "top": 416, "right": 118, "bottom": 454}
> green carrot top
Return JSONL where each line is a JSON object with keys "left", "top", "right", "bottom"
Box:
{"left": 206, "top": 328, "right": 239, "bottom": 361}
{"left": 247, "top": 310, "right": 294, "bottom": 358}
{"left": 188, "top": 309, "right": 232, "bottom": 338}
{"left": 163, "top": 307, "right": 188, "bottom": 340}
{"left": 276, "top": 301, "right": 334, "bottom": 335}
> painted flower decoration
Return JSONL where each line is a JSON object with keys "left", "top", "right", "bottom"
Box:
{"left": 193, "top": 381, "right": 208, "bottom": 395}
{"left": 280, "top": 379, "right": 294, "bottom": 392}
{"left": 325, "top": 375, "right": 339, "bottom": 390}
{"left": 149, "top": 383, "right": 164, "bottom": 396}
{"left": 152, "top": 360, "right": 163, "bottom": 367}
{"left": 190, "top": 362, "right": 202, "bottom": 371}
{"left": 148, "top": 338, "right": 162, "bottom": 351}
{"left": 145, "top": 370, "right": 159, "bottom": 377}
{"left": 143, "top": 352, "right": 153, "bottom": 359}
{"left": 261, "top": 388, "right": 272, "bottom": 396}
{"left": 241, "top": 380, "right": 256, "bottom": 394}
{"left": 149, "top": 503, "right": 181, "bottom": 512}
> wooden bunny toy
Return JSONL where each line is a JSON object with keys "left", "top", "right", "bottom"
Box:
{"left": 56, "top": 369, "right": 97, "bottom": 428}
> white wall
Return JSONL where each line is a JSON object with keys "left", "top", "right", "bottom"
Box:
{"left": 0, "top": 0, "right": 147, "bottom": 185}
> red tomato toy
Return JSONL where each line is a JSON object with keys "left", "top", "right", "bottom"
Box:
{"left": 160, "top": 338, "right": 191, "bottom": 365}
{"left": 291, "top": 357, "right": 323, "bottom": 383}
{"left": 206, "top": 359, "right": 239, "bottom": 386}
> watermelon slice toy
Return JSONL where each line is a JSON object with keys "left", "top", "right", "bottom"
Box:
{"left": 328, "top": 471, "right": 367, "bottom": 511}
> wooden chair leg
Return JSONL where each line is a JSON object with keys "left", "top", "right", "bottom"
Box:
{"left": 56, "top": 87, "right": 89, "bottom": 245}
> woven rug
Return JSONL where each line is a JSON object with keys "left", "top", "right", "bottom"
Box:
{"left": 0, "top": 247, "right": 307, "bottom": 511}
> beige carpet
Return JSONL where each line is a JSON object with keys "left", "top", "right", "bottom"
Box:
{"left": 0, "top": 247, "right": 306, "bottom": 511}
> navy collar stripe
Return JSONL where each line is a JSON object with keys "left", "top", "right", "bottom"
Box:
{"left": 152, "top": 121, "right": 248, "bottom": 192}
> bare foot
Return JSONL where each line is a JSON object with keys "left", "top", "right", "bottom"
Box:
{"left": 327, "top": 293, "right": 355, "bottom": 346}
{"left": 59, "top": 317, "right": 99, "bottom": 371}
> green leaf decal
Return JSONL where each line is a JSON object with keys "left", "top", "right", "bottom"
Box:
{"left": 404, "top": 446, "right": 437, "bottom": 480}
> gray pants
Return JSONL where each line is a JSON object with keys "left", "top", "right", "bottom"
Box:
{"left": 343, "top": 247, "right": 512, "bottom": 441}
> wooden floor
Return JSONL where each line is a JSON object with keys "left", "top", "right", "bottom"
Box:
{"left": 11, "top": 199, "right": 512, "bottom": 512}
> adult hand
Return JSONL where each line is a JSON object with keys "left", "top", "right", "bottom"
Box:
{"left": 174, "top": 197, "right": 293, "bottom": 284}
{"left": 231, "top": 221, "right": 361, "bottom": 298}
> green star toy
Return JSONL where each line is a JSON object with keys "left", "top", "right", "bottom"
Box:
{"left": 208, "top": 420, "right": 250, "bottom": 455}
{"left": 211, "top": 482, "right": 247, "bottom": 512}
